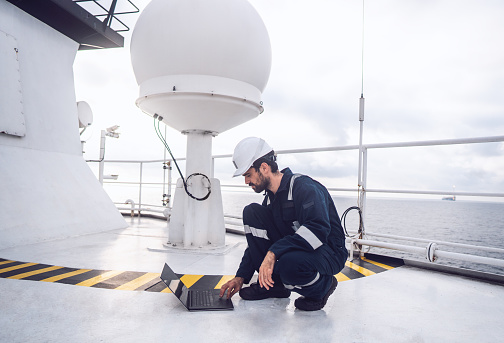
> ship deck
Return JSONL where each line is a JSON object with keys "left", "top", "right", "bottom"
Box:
{"left": 1, "top": 217, "right": 503, "bottom": 342}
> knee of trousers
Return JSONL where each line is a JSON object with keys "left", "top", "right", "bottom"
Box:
{"left": 275, "top": 252, "right": 319, "bottom": 289}
{"left": 242, "top": 203, "right": 270, "bottom": 227}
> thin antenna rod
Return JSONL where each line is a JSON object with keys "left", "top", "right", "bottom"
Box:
{"left": 357, "top": 0, "right": 367, "bottom": 239}
{"left": 360, "top": 0, "right": 365, "bottom": 97}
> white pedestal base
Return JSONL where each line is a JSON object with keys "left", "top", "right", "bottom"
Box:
{"left": 168, "top": 177, "right": 226, "bottom": 248}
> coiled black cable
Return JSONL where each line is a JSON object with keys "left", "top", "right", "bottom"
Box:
{"left": 341, "top": 206, "right": 364, "bottom": 238}
{"left": 153, "top": 115, "right": 211, "bottom": 201}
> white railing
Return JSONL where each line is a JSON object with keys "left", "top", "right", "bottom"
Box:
{"left": 89, "top": 134, "right": 504, "bottom": 268}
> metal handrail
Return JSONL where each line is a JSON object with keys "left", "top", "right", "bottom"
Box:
{"left": 89, "top": 134, "right": 504, "bottom": 268}
{"left": 73, "top": 0, "right": 139, "bottom": 32}
{"left": 100, "top": 134, "right": 504, "bottom": 198}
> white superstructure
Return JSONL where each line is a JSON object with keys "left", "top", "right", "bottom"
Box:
{"left": 0, "top": 0, "right": 127, "bottom": 250}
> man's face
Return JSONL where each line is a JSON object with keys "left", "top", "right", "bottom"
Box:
{"left": 243, "top": 166, "right": 270, "bottom": 193}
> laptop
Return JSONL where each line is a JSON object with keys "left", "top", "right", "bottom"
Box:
{"left": 160, "top": 263, "right": 234, "bottom": 311}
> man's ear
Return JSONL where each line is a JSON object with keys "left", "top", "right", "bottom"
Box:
{"left": 260, "top": 162, "right": 270, "bottom": 174}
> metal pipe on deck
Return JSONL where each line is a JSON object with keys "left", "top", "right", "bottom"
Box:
{"left": 351, "top": 238, "right": 504, "bottom": 268}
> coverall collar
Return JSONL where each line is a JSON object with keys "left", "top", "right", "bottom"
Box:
{"left": 265, "top": 167, "right": 293, "bottom": 199}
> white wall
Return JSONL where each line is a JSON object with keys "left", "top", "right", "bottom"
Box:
{"left": 0, "top": 1, "right": 127, "bottom": 250}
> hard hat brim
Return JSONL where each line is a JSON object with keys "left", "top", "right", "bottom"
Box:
{"left": 232, "top": 164, "right": 251, "bottom": 177}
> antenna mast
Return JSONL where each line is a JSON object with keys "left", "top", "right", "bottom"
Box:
{"left": 357, "top": 0, "right": 366, "bottom": 242}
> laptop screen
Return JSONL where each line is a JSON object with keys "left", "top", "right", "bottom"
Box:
{"left": 168, "top": 278, "right": 189, "bottom": 305}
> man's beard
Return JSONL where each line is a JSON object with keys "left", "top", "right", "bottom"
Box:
{"left": 249, "top": 170, "right": 270, "bottom": 193}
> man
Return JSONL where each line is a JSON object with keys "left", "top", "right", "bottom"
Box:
{"left": 219, "top": 137, "right": 348, "bottom": 311}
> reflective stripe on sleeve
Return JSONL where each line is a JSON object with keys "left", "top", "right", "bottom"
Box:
{"left": 244, "top": 225, "right": 270, "bottom": 240}
{"left": 295, "top": 225, "right": 323, "bottom": 249}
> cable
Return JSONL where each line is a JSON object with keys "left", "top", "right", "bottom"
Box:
{"left": 341, "top": 205, "right": 371, "bottom": 254}
{"left": 341, "top": 206, "right": 364, "bottom": 238}
{"left": 153, "top": 115, "right": 211, "bottom": 201}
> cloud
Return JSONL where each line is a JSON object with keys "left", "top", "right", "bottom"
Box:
{"left": 74, "top": 0, "right": 504, "bottom": 202}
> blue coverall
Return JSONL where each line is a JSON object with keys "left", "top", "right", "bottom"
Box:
{"left": 236, "top": 168, "right": 348, "bottom": 299}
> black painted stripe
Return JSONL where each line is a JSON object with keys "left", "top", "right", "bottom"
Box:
{"left": 0, "top": 263, "right": 52, "bottom": 277}
{"left": 24, "top": 267, "right": 78, "bottom": 281}
{"left": 135, "top": 276, "right": 164, "bottom": 291}
{"left": 364, "top": 253, "right": 405, "bottom": 268}
{"left": 0, "top": 261, "right": 21, "bottom": 269}
{"left": 190, "top": 275, "right": 224, "bottom": 290}
{"left": 349, "top": 259, "right": 388, "bottom": 274}
{"left": 92, "top": 271, "right": 144, "bottom": 289}
{"left": 144, "top": 280, "right": 168, "bottom": 293}
{"left": 56, "top": 269, "right": 108, "bottom": 285}
{"left": 339, "top": 266, "right": 366, "bottom": 279}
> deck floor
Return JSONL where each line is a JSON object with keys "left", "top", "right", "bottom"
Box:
{"left": 1, "top": 217, "right": 503, "bottom": 342}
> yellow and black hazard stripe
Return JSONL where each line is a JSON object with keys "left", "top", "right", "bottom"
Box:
{"left": 337, "top": 253, "right": 404, "bottom": 281}
{"left": 0, "top": 254, "right": 402, "bottom": 292}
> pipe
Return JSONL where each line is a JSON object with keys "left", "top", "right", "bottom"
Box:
{"left": 351, "top": 238, "right": 504, "bottom": 268}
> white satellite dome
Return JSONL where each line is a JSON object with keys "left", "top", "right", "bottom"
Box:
{"left": 130, "top": 0, "right": 272, "bottom": 134}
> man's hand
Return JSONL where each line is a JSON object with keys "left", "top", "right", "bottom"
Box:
{"left": 258, "top": 251, "right": 276, "bottom": 290}
{"left": 219, "top": 276, "right": 244, "bottom": 299}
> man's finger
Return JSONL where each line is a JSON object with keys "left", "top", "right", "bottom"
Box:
{"left": 228, "top": 286, "right": 236, "bottom": 299}
{"left": 219, "top": 286, "right": 226, "bottom": 297}
{"left": 260, "top": 271, "right": 270, "bottom": 290}
{"left": 264, "top": 274, "right": 272, "bottom": 289}
{"left": 219, "top": 281, "right": 229, "bottom": 298}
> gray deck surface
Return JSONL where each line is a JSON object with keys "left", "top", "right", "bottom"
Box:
{"left": 1, "top": 217, "right": 503, "bottom": 342}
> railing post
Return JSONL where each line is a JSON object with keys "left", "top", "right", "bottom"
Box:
{"left": 360, "top": 147, "right": 368, "bottom": 231}
{"left": 98, "top": 130, "right": 106, "bottom": 185}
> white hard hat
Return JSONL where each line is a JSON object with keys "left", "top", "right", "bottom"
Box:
{"left": 232, "top": 137, "right": 273, "bottom": 177}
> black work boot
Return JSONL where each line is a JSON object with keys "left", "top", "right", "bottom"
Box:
{"left": 294, "top": 277, "right": 338, "bottom": 311}
{"left": 239, "top": 282, "right": 291, "bottom": 300}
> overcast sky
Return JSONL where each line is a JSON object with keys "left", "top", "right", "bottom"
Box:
{"left": 74, "top": 0, "right": 504, "bottom": 201}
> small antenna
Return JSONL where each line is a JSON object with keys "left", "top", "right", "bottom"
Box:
{"left": 360, "top": 0, "right": 365, "bottom": 98}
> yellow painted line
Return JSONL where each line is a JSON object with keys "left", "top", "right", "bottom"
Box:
{"left": 361, "top": 257, "right": 395, "bottom": 270}
{"left": 0, "top": 262, "right": 37, "bottom": 273}
{"left": 41, "top": 269, "right": 92, "bottom": 283}
{"left": 214, "top": 275, "right": 235, "bottom": 289}
{"left": 161, "top": 287, "right": 172, "bottom": 293}
{"left": 345, "top": 261, "right": 376, "bottom": 276}
{"left": 335, "top": 273, "right": 351, "bottom": 282}
{"left": 76, "top": 270, "right": 124, "bottom": 287}
{"left": 115, "top": 272, "right": 161, "bottom": 291}
{"left": 0, "top": 260, "right": 15, "bottom": 265}
{"left": 180, "top": 274, "right": 204, "bottom": 288}
{"left": 7, "top": 265, "right": 64, "bottom": 280}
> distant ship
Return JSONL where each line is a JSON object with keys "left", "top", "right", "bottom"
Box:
{"left": 443, "top": 186, "right": 456, "bottom": 201}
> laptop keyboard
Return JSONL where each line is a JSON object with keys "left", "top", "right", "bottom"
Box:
{"left": 190, "top": 290, "right": 214, "bottom": 307}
